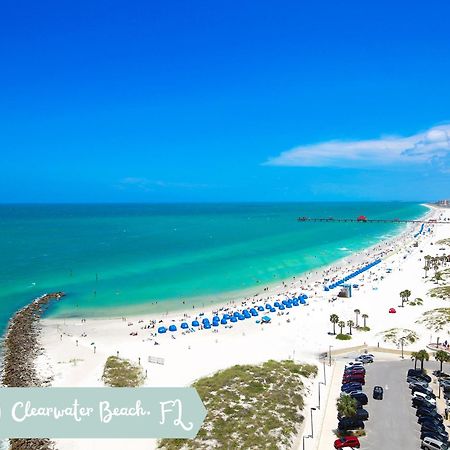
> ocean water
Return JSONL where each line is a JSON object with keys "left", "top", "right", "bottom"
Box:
{"left": 0, "top": 202, "right": 427, "bottom": 328}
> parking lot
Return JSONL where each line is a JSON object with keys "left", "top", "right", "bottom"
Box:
{"left": 318, "top": 353, "right": 448, "bottom": 449}
{"left": 364, "top": 359, "right": 421, "bottom": 449}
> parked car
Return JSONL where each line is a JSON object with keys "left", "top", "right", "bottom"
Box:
{"left": 409, "top": 368, "right": 423, "bottom": 376}
{"left": 421, "top": 431, "right": 449, "bottom": 445}
{"left": 421, "top": 436, "right": 448, "bottom": 450}
{"left": 421, "top": 422, "right": 447, "bottom": 435}
{"left": 373, "top": 386, "right": 383, "bottom": 400}
{"left": 409, "top": 373, "right": 432, "bottom": 384}
{"left": 350, "top": 392, "right": 368, "bottom": 405}
{"left": 342, "top": 375, "right": 365, "bottom": 383}
{"left": 413, "top": 397, "right": 436, "bottom": 409}
{"left": 344, "top": 367, "right": 366, "bottom": 374}
{"left": 338, "top": 418, "right": 365, "bottom": 431}
{"left": 341, "top": 383, "right": 363, "bottom": 392}
{"left": 346, "top": 362, "right": 364, "bottom": 369}
{"left": 334, "top": 436, "right": 360, "bottom": 449}
{"left": 338, "top": 408, "right": 369, "bottom": 421}
{"left": 418, "top": 416, "right": 444, "bottom": 426}
{"left": 356, "top": 354, "right": 374, "bottom": 363}
{"left": 412, "top": 385, "right": 435, "bottom": 397}
{"left": 416, "top": 407, "right": 441, "bottom": 419}
{"left": 413, "top": 392, "right": 437, "bottom": 405}
{"left": 410, "top": 380, "right": 430, "bottom": 389}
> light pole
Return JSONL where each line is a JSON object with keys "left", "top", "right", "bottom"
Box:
{"left": 400, "top": 337, "right": 405, "bottom": 359}
{"left": 310, "top": 407, "right": 317, "bottom": 438}
{"left": 318, "top": 382, "right": 325, "bottom": 409}
{"left": 329, "top": 345, "right": 333, "bottom": 366}
{"left": 323, "top": 360, "right": 326, "bottom": 385}
{"left": 302, "top": 434, "right": 310, "bottom": 450}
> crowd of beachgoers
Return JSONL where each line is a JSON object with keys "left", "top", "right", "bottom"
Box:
{"left": 26, "top": 204, "right": 450, "bottom": 450}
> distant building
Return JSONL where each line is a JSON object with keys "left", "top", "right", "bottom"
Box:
{"left": 436, "top": 199, "right": 450, "bottom": 207}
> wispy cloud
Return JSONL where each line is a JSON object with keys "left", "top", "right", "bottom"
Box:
{"left": 117, "top": 177, "right": 209, "bottom": 191}
{"left": 264, "top": 124, "right": 450, "bottom": 169}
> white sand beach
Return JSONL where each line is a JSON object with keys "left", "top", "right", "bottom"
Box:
{"left": 38, "top": 205, "right": 450, "bottom": 450}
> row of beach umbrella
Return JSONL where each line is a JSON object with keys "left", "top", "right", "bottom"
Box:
{"left": 157, "top": 294, "right": 308, "bottom": 334}
{"left": 323, "top": 259, "right": 382, "bottom": 291}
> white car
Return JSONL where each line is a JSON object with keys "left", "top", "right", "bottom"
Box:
{"left": 421, "top": 436, "right": 447, "bottom": 450}
{"left": 345, "top": 362, "right": 364, "bottom": 369}
{"left": 413, "top": 391, "right": 436, "bottom": 405}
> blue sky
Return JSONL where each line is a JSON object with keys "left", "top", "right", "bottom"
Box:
{"left": 1, "top": 0, "right": 450, "bottom": 202}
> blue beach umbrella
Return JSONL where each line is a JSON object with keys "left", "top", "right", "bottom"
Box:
{"left": 221, "top": 318, "right": 227, "bottom": 325}
{"left": 230, "top": 316, "right": 237, "bottom": 323}
{"left": 204, "top": 323, "right": 211, "bottom": 329}
{"left": 158, "top": 326, "right": 167, "bottom": 334}
{"left": 181, "top": 322, "right": 189, "bottom": 329}
{"left": 192, "top": 320, "right": 199, "bottom": 327}
{"left": 169, "top": 325, "right": 177, "bottom": 332}
{"left": 257, "top": 306, "right": 265, "bottom": 311}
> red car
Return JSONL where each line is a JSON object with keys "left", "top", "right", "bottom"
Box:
{"left": 389, "top": 307, "right": 396, "bottom": 314}
{"left": 334, "top": 436, "right": 360, "bottom": 448}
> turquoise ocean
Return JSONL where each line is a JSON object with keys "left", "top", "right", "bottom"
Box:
{"left": 0, "top": 202, "right": 427, "bottom": 330}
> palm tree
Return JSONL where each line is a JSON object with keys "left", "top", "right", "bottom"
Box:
{"left": 336, "top": 395, "right": 357, "bottom": 418}
{"left": 354, "top": 309, "right": 360, "bottom": 327}
{"left": 411, "top": 352, "right": 419, "bottom": 370}
{"left": 330, "top": 314, "right": 339, "bottom": 335}
{"left": 362, "top": 313, "right": 368, "bottom": 328}
{"left": 424, "top": 255, "right": 431, "bottom": 277}
{"left": 415, "top": 349, "right": 430, "bottom": 371}
{"left": 338, "top": 321, "right": 345, "bottom": 335}
{"left": 400, "top": 289, "right": 411, "bottom": 307}
{"left": 347, "top": 320, "right": 354, "bottom": 335}
{"left": 435, "top": 350, "right": 450, "bottom": 373}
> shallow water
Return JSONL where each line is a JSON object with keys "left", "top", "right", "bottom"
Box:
{"left": 0, "top": 202, "right": 427, "bottom": 327}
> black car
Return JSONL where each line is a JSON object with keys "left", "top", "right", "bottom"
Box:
{"left": 412, "top": 397, "right": 435, "bottom": 408}
{"left": 341, "top": 383, "right": 363, "bottom": 393}
{"left": 408, "top": 369, "right": 423, "bottom": 377}
{"left": 416, "top": 407, "right": 440, "bottom": 419}
{"left": 421, "top": 430, "right": 449, "bottom": 443}
{"left": 338, "top": 418, "right": 365, "bottom": 431}
{"left": 373, "top": 386, "right": 383, "bottom": 400}
{"left": 408, "top": 373, "right": 432, "bottom": 383}
{"left": 421, "top": 421, "right": 447, "bottom": 434}
{"left": 338, "top": 408, "right": 369, "bottom": 421}
{"left": 418, "top": 416, "right": 444, "bottom": 426}
{"left": 350, "top": 392, "right": 368, "bottom": 406}
{"left": 412, "top": 385, "right": 435, "bottom": 397}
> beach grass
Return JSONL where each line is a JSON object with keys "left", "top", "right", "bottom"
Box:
{"left": 417, "top": 308, "right": 450, "bottom": 331}
{"left": 158, "top": 360, "right": 317, "bottom": 450}
{"left": 378, "top": 328, "right": 418, "bottom": 345}
{"left": 102, "top": 356, "right": 144, "bottom": 387}
{"left": 429, "top": 286, "right": 450, "bottom": 300}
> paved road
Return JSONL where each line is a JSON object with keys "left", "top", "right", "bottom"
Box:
{"left": 364, "top": 359, "right": 421, "bottom": 450}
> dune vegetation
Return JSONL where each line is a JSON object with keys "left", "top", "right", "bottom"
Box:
{"left": 417, "top": 308, "right": 450, "bottom": 331}
{"left": 102, "top": 356, "right": 145, "bottom": 387}
{"left": 158, "top": 360, "right": 317, "bottom": 450}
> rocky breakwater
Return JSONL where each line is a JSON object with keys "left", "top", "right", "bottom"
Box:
{"left": 2, "top": 292, "right": 65, "bottom": 450}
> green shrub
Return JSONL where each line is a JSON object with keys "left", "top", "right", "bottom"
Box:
{"left": 336, "top": 333, "right": 352, "bottom": 340}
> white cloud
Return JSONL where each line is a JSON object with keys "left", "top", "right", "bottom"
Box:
{"left": 264, "top": 124, "right": 450, "bottom": 169}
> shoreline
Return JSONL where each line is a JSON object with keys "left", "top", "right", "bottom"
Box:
{"left": 46, "top": 204, "right": 433, "bottom": 322}
{"left": 1, "top": 291, "right": 64, "bottom": 450}
{"left": 35, "top": 204, "right": 450, "bottom": 450}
